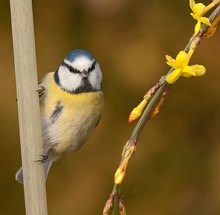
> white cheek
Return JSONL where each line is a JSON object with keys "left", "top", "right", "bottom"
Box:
{"left": 89, "top": 65, "right": 102, "bottom": 90}
{"left": 58, "top": 67, "right": 81, "bottom": 91}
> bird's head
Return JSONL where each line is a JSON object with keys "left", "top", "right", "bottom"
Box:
{"left": 55, "top": 49, "right": 102, "bottom": 93}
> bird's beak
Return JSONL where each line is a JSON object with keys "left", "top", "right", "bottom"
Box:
{"left": 82, "top": 70, "right": 89, "bottom": 78}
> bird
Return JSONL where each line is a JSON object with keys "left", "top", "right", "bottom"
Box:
{"left": 15, "top": 49, "right": 104, "bottom": 183}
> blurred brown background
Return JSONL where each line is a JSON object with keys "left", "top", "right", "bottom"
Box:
{"left": 1, "top": 0, "right": 220, "bottom": 214}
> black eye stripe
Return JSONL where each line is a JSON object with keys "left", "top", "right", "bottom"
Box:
{"left": 88, "top": 61, "right": 97, "bottom": 72}
{"left": 62, "top": 62, "right": 81, "bottom": 74}
{"left": 62, "top": 61, "right": 96, "bottom": 74}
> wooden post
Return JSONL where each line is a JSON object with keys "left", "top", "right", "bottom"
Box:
{"left": 10, "top": 0, "right": 48, "bottom": 214}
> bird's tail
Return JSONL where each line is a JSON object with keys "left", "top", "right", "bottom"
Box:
{"left": 15, "top": 159, "right": 53, "bottom": 184}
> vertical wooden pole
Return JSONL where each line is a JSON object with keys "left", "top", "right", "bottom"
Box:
{"left": 10, "top": 0, "right": 48, "bottom": 214}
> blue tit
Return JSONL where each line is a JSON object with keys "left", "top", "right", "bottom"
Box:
{"left": 16, "top": 49, "right": 104, "bottom": 183}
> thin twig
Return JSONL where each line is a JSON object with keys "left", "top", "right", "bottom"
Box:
{"left": 103, "top": 2, "right": 220, "bottom": 215}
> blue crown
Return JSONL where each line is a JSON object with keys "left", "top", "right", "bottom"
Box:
{"left": 65, "top": 49, "right": 94, "bottom": 62}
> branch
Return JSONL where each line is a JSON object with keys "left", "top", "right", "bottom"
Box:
{"left": 10, "top": 0, "right": 48, "bottom": 214}
{"left": 103, "top": 1, "right": 220, "bottom": 214}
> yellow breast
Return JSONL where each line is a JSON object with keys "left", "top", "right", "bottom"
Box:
{"left": 40, "top": 72, "right": 104, "bottom": 154}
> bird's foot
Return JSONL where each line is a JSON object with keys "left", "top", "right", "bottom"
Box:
{"left": 35, "top": 154, "right": 49, "bottom": 163}
{"left": 35, "top": 148, "right": 51, "bottom": 163}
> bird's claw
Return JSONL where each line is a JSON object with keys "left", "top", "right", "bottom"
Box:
{"left": 35, "top": 154, "right": 49, "bottom": 163}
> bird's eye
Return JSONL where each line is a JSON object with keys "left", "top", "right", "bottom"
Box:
{"left": 88, "top": 61, "right": 96, "bottom": 72}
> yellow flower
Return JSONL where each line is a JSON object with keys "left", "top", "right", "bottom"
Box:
{"left": 166, "top": 50, "right": 206, "bottom": 84}
{"left": 128, "top": 99, "right": 147, "bottom": 123}
{"left": 114, "top": 167, "right": 125, "bottom": 185}
{"left": 128, "top": 82, "right": 160, "bottom": 123}
{"left": 114, "top": 154, "right": 132, "bottom": 184}
{"left": 189, "top": 0, "right": 212, "bottom": 35}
